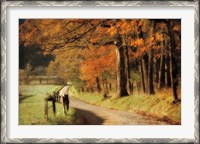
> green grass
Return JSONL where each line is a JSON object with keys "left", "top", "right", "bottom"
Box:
{"left": 19, "top": 85, "right": 83, "bottom": 125}
{"left": 70, "top": 87, "right": 181, "bottom": 124}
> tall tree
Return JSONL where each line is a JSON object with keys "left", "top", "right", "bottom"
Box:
{"left": 140, "top": 59, "right": 146, "bottom": 93}
{"left": 166, "top": 20, "right": 179, "bottom": 101}
{"left": 124, "top": 38, "right": 133, "bottom": 94}
{"left": 147, "top": 20, "right": 155, "bottom": 95}
{"left": 115, "top": 34, "right": 129, "bottom": 97}
{"left": 158, "top": 33, "right": 166, "bottom": 89}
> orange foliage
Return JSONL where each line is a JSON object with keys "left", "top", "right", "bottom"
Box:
{"left": 19, "top": 19, "right": 181, "bottom": 90}
{"left": 155, "top": 32, "right": 163, "bottom": 42}
{"left": 107, "top": 26, "right": 117, "bottom": 36}
{"left": 173, "top": 24, "right": 181, "bottom": 32}
{"left": 80, "top": 45, "right": 116, "bottom": 88}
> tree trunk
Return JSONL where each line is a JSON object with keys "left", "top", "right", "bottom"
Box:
{"left": 105, "top": 77, "right": 108, "bottom": 90}
{"left": 155, "top": 58, "right": 160, "bottom": 83}
{"left": 158, "top": 36, "right": 166, "bottom": 89}
{"left": 102, "top": 75, "right": 105, "bottom": 89}
{"left": 142, "top": 55, "right": 148, "bottom": 94}
{"left": 81, "top": 87, "right": 84, "bottom": 93}
{"left": 115, "top": 34, "right": 129, "bottom": 98}
{"left": 115, "top": 75, "right": 118, "bottom": 92}
{"left": 109, "top": 83, "right": 112, "bottom": 91}
{"left": 125, "top": 47, "right": 132, "bottom": 94}
{"left": 166, "top": 20, "right": 178, "bottom": 101}
{"left": 147, "top": 20, "right": 155, "bottom": 95}
{"left": 165, "top": 36, "right": 171, "bottom": 88}
{"left": 131, "top": 82, "right": 134, "bottom": 93}
{"left": 47, "top": 77, "right": 49, "bottom": 84}
{"left": 123, "top": 36, "right": 132, "bottom": 94}
{"left": 140, "top": 59, "right": 146, "bottom": 93}
{"left": 96, "top": 76, "right": 101, "bottom": 93}
{"left": 148, "top": 48, "right": 155, "bottom": 94}
{"left": 90, "top": 87, "right": 94, "bottom": 93}
{"left": 137, "top": 82, "right": 141, "bottom": 94}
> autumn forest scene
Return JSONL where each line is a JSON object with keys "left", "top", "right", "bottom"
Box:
{"left": 19, "top": 19, "right": 181, "bottom": 125}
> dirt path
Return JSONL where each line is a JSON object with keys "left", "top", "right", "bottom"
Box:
{"left": 70, "top": 96, "right": 168, "bottom": 125}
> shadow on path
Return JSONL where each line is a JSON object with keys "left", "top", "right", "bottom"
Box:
{"left": 73, "top": 108, "right": 104, "bottom": 125}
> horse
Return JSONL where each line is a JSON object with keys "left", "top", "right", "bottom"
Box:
{"left": 59, "top": 85, "right": 70, "bottom": 115}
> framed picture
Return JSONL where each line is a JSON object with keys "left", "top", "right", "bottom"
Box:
{"left": 1, "top": 0, "right": 199, "bottom": 143}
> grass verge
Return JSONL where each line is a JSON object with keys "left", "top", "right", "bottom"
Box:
{"left": 19, "top": 85, "right": 84, "bottom": 125}
{"left": 70, "top": 87, "right": 181, "bottom": 125}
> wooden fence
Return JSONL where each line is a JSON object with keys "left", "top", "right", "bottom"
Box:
{"left": 19, "top": 76, "right": 61, "bottom": 85}
{"left": 44, "top": 86, "right": 64, "bottom": 119}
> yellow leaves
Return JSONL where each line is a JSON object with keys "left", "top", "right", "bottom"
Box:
{"left": 98, "top": 46, "right": 107, "bottom": 53}
{"left": 150, "top": 36, "right": 154, "bottom": 42}
{"left": 132, "top": 45, "right": 148, "bottom": 59}
{"left": 108, "top": 20, "right": 136, "bottom": 36}
{"left": 130, "top": 20, "right": 137, "bottom": 27}
{"left": 173, "top": 25, "right": 181, "bottom": 32}
{"left": 152, "top": 45, "right": 157, "bottom": 49}
{"left": 140, "top": 46, "right": 147, "bottom": 53}
{"left": 88, "top": 44, "right": 95, "bottom": 50}
{"left": 108, "top": 44, "right": 116, "bottom": 49}
{"left": 116, "top": 21, "right": 122, "bottom": 28}
{"left": 53, "top": 23, "right": 61, "bottom": 33}
{"left": 155, "top": 32, "right": 163, "bottom": 42}
{"left": 24, "top": 32, "right": 32, "bottom": 41}
{"left": 135, "top": 38, "right": 144, "bottom": 46}
{"left": 120, "top": 20, "right": 127, "bottom": 29}
{"left": 117, "top": 20, "right": 136, "bottom": 35}
{"left": 90, "top": 37, "right": 99, "bottom": 43}
{"left": 146, "top": 36, "right": 155, "bottom": 46}
{"left": 140, "top": 20, "right": 151, "bottom": 32}
{"left": 160, "top": 23, "right": 166, "bottom": 29}
{"left": 107, "top": 26, "right": 117, "bottom": 36}
{"left": 42, "top": 31, "right": 49, "bottom": 37}
{"left": 138, "top": 20, "right": 143, "bottom": 27}
{"left": 41, "top": 19, "right": 53, "bottom": 25}
{"left": 91, "top": 19, "right": 101, "bottom": 25}
{"left": 129, "top": 38, "right": 147, "bottom": 58}
{"left": 80, "top": 44, "right": 116, "bottom": 87}
{"left": 130, "top": 41, "right": 135, "bottom": 47}
{"left": 96, "top": 26, "right": 108, "bottom": 35}
{"left": 131, "top": 38, "right": 144, "bottom": 47}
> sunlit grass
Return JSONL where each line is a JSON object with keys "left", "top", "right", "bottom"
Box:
{"left": 19, "top": 85, "right": 82, "bottom": 125}
{"left": 70, "top": 86, "right": 181, "bottom": 124}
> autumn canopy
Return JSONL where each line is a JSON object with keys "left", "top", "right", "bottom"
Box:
{"left": 19, "top": 19, "right": 181, "bottom": 101}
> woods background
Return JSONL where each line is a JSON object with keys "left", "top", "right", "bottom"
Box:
{"left": 19, "top": 19, "right": 181, "bottom": 102}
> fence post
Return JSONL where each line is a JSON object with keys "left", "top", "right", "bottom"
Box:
{"left": 44, "top": 98, "right": 48, "bottom": 119}
{"left": 52, "top": 100, "right": 56, "bottom": 116}
{"left": 47, "top": 76, "right": 49, "bottom": 84}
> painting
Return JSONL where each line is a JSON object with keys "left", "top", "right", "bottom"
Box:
{"left": 19, "top": 19, "right": 181, "bottom": 125}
